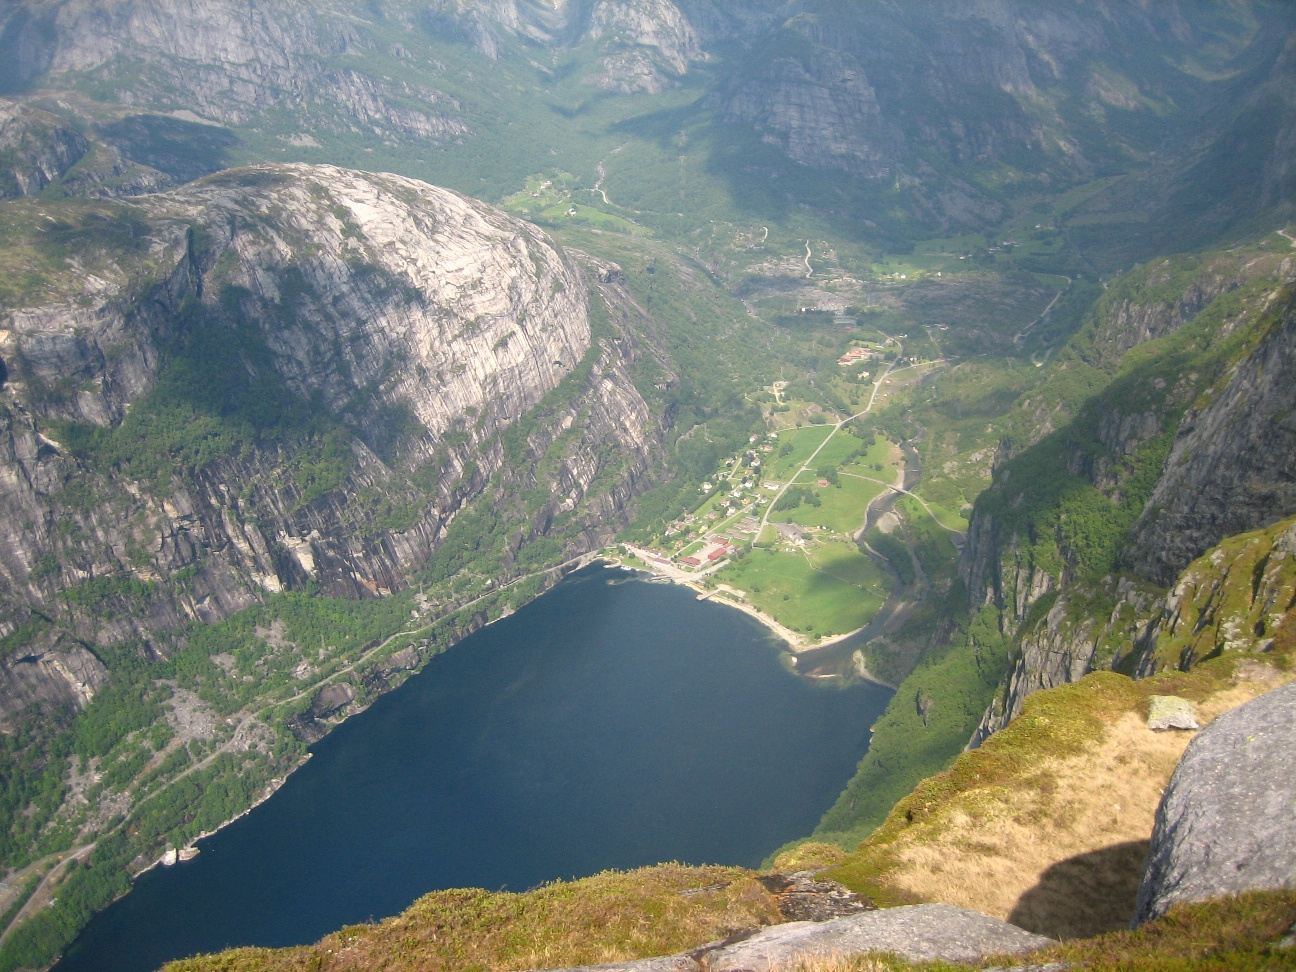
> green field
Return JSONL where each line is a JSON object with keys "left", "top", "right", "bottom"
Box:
{"left": 772, "top": 474, "right": 886, "bottom": 535}
{"left": 764, "top": 426, "right": 835, "bottom": 482}
{"left": 715, "top": 544, "right": 886, "bottom": 638}
{"left": 908, "top": 495, "right": 969, "bottom": 532}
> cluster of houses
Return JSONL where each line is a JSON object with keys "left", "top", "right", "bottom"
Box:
{"left": 679, "top": 534, "right": 740, "bottom": 569}
{"left": 838, "top": 346, "right": 881, "bottom": 367}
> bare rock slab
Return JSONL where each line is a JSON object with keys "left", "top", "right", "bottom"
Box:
{"left": 541, "top": 957, "right": 700, "bottom": 972}
{"left": 707, "top": 905, "right": 1053, "bottom": 969}
{"left": 1147, "top": 695, "right": 1199, "bottom": 731}
{"left": 1135, "top": 680, "right": 1296, "bottom": 923}
{"left": 756, "top": 871, "right": 876, "bottom": 921}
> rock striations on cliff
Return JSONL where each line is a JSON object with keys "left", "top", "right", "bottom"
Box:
{"left": 1126, "top": 292, "right": 1296, "bottom": 586}
{"left": 0, "top": 162, "right": 663, "bottom": 724}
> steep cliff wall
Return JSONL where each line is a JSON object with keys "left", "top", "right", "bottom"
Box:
{"left": 0, "top": 163, "right": 664, "bottom": 724}
{"left": 962, "top": 250, "right": 1296, "bottom": 623}
{"left": 714, "top": 1, "right": 1296, "bottom": 232}
{"left": 0, "top": 0, "right": 466, "bottom": 140}
{"left": 962, "top": 252, "right": 1296, "bottom": 744}
{"left": 1126, "top": 291, "right": 1296, "bottom": 585}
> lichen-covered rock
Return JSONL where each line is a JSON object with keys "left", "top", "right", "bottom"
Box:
{"left": 706, "top": 905, "right": 1053, "bottom": 970}
{"left": 1135, "top": 516, "right": 1296, "bottom": 676}
{"left": 756, "top": 872, "right": 875, "bottom": 922}
{"left": 540, "top": 958, "right": 699, "bottom": 972}
{"left": 1146, "top": 696, "right": 1198, "bottom": 731}
{"left": 1134, "top": 680, "right": 1296, "bottom": 923}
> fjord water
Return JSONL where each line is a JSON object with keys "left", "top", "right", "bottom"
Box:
{"left": 56, "top": 567, "right": 890, "bottom": 972}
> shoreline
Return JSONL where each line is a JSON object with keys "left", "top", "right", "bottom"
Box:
{"left": 603, "top": 556, "right": 896, "bottom": 689}
{"left": 32, "top": 554, "right": 603, "bottom": 963}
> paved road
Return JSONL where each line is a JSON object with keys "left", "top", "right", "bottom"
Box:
{"left": 1013, "top": 276, "right": 1070, "bottom": 346}
{"left": 756, "top": 347, "right": 946, "bottom": 544}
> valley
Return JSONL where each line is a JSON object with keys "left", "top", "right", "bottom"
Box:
{"left": 0, "top": 1, "right": 1294, "bottom": 970}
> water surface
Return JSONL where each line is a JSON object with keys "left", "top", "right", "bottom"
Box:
{"left": 57, "top": 567, "right": 890, "bottom": 972}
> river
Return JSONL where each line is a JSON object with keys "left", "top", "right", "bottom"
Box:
{"left": 55, "top": 566, "right": 891, "bottom": 972}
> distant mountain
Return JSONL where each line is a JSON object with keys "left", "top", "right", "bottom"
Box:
{"left": 2, "top": 0, "right": 1292, "bottom": 251}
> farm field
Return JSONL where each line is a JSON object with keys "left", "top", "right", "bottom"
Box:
{"left": 714, "top": 544, "right": 887, "bottom": 640}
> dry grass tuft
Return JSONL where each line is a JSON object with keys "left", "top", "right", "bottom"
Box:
{"left": 826, "top": 664, "right": 1292, "bottom": 938}
{"left": 163, "top": 864, "right": 782, "bottom": 972}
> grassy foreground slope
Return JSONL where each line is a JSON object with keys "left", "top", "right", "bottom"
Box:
{"left": 163, "top": 865, "right": 780, "bottom": 972}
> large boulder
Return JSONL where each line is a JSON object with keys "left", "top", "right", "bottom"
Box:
{"left": 1134, "top": 680, "right": 1296, "bottom": 923}
{"left": 706, "top": 905, "right": 1052, "bottom": 969}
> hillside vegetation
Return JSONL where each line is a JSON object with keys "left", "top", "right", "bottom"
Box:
{"left": 162, "top": 865, "right": 780, "bottom": 972}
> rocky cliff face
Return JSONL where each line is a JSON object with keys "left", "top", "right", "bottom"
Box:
{"left": 1, "top": 0, "right": 467, "bottom": 140}
{"left": 586, "top": 0, "right": 700, "bottom": 93}
{"left": 0, "top": 162, "right": 663, "bottom": 723}
{"left": 714, "top": 1, "right": 1295, "bottom": 233}
{"left": 963, "top": 256, "right": 1296, "bottom": 746}
{"left": 968, "top": 577, "right": 1161, "bottom": 745}
{"left": 1126, "top": 291, "right": 1296, "bottom": 586}
{"left": 1084, "top": 253, "right": 1282, "bottom": 369}
{"left": 0, "top": 102, "right": 87, "bottom": 197}
{"left": 423, "top": 0, "right": 701, "bottom": 91}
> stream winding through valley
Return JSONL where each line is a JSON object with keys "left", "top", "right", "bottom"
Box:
{"left": 56, "top": 566, "right": 891, "bottom": 972}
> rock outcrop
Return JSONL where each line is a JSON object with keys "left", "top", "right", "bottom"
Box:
{"left": 587, "top": 0, "right": 700, "bottom": 93}
{"left": 540, "top": 905, "right": 1052, "bottom": 972}
{"left": 1127, "top": 291, "right": 1296, "bottom": 586}
{"left": 0, "top": 162, "right": 664, "bottom": 723}
{"left": 1134, "top": 681, "right": 1296, "bottom": 924}
{"left": 1134, "top": 515, "right": 1296, "bottom": 676}
{"left": 0, "top": 101, "right": 88, "bottom": 197}
{"left": 969, "top": 578, "right": 1160, "bottom": 746}
{"left": 707, "top": 905, "right": 1051, "bottom": 970}
{"left": 0, "top": 639, "right": 108, "bottom": 727}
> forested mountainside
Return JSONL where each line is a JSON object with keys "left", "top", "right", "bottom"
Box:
{"left": 812, "top": 239, "right": 1296, "bottom": 846}
{"left": 1, "top": 1, "right": 1295, "bottom": 968}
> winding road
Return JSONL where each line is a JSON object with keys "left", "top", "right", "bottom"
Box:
{"left": 839, "top": 471, "right": 964, "bottom": 535}
{"left": 1013, "top": 276, "right": 1070, "bottom": 346}
{"left": 756, "top": 346, "right": 945, "bottom": 544}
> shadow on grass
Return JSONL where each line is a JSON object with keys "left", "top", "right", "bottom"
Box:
{"left": 1009, "top": 840, "right": 1149, "bottom": 940}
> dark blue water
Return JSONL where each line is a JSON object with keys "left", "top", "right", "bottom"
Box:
{"left": 56, "top": 567, "right": 890, "bottom": 972}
